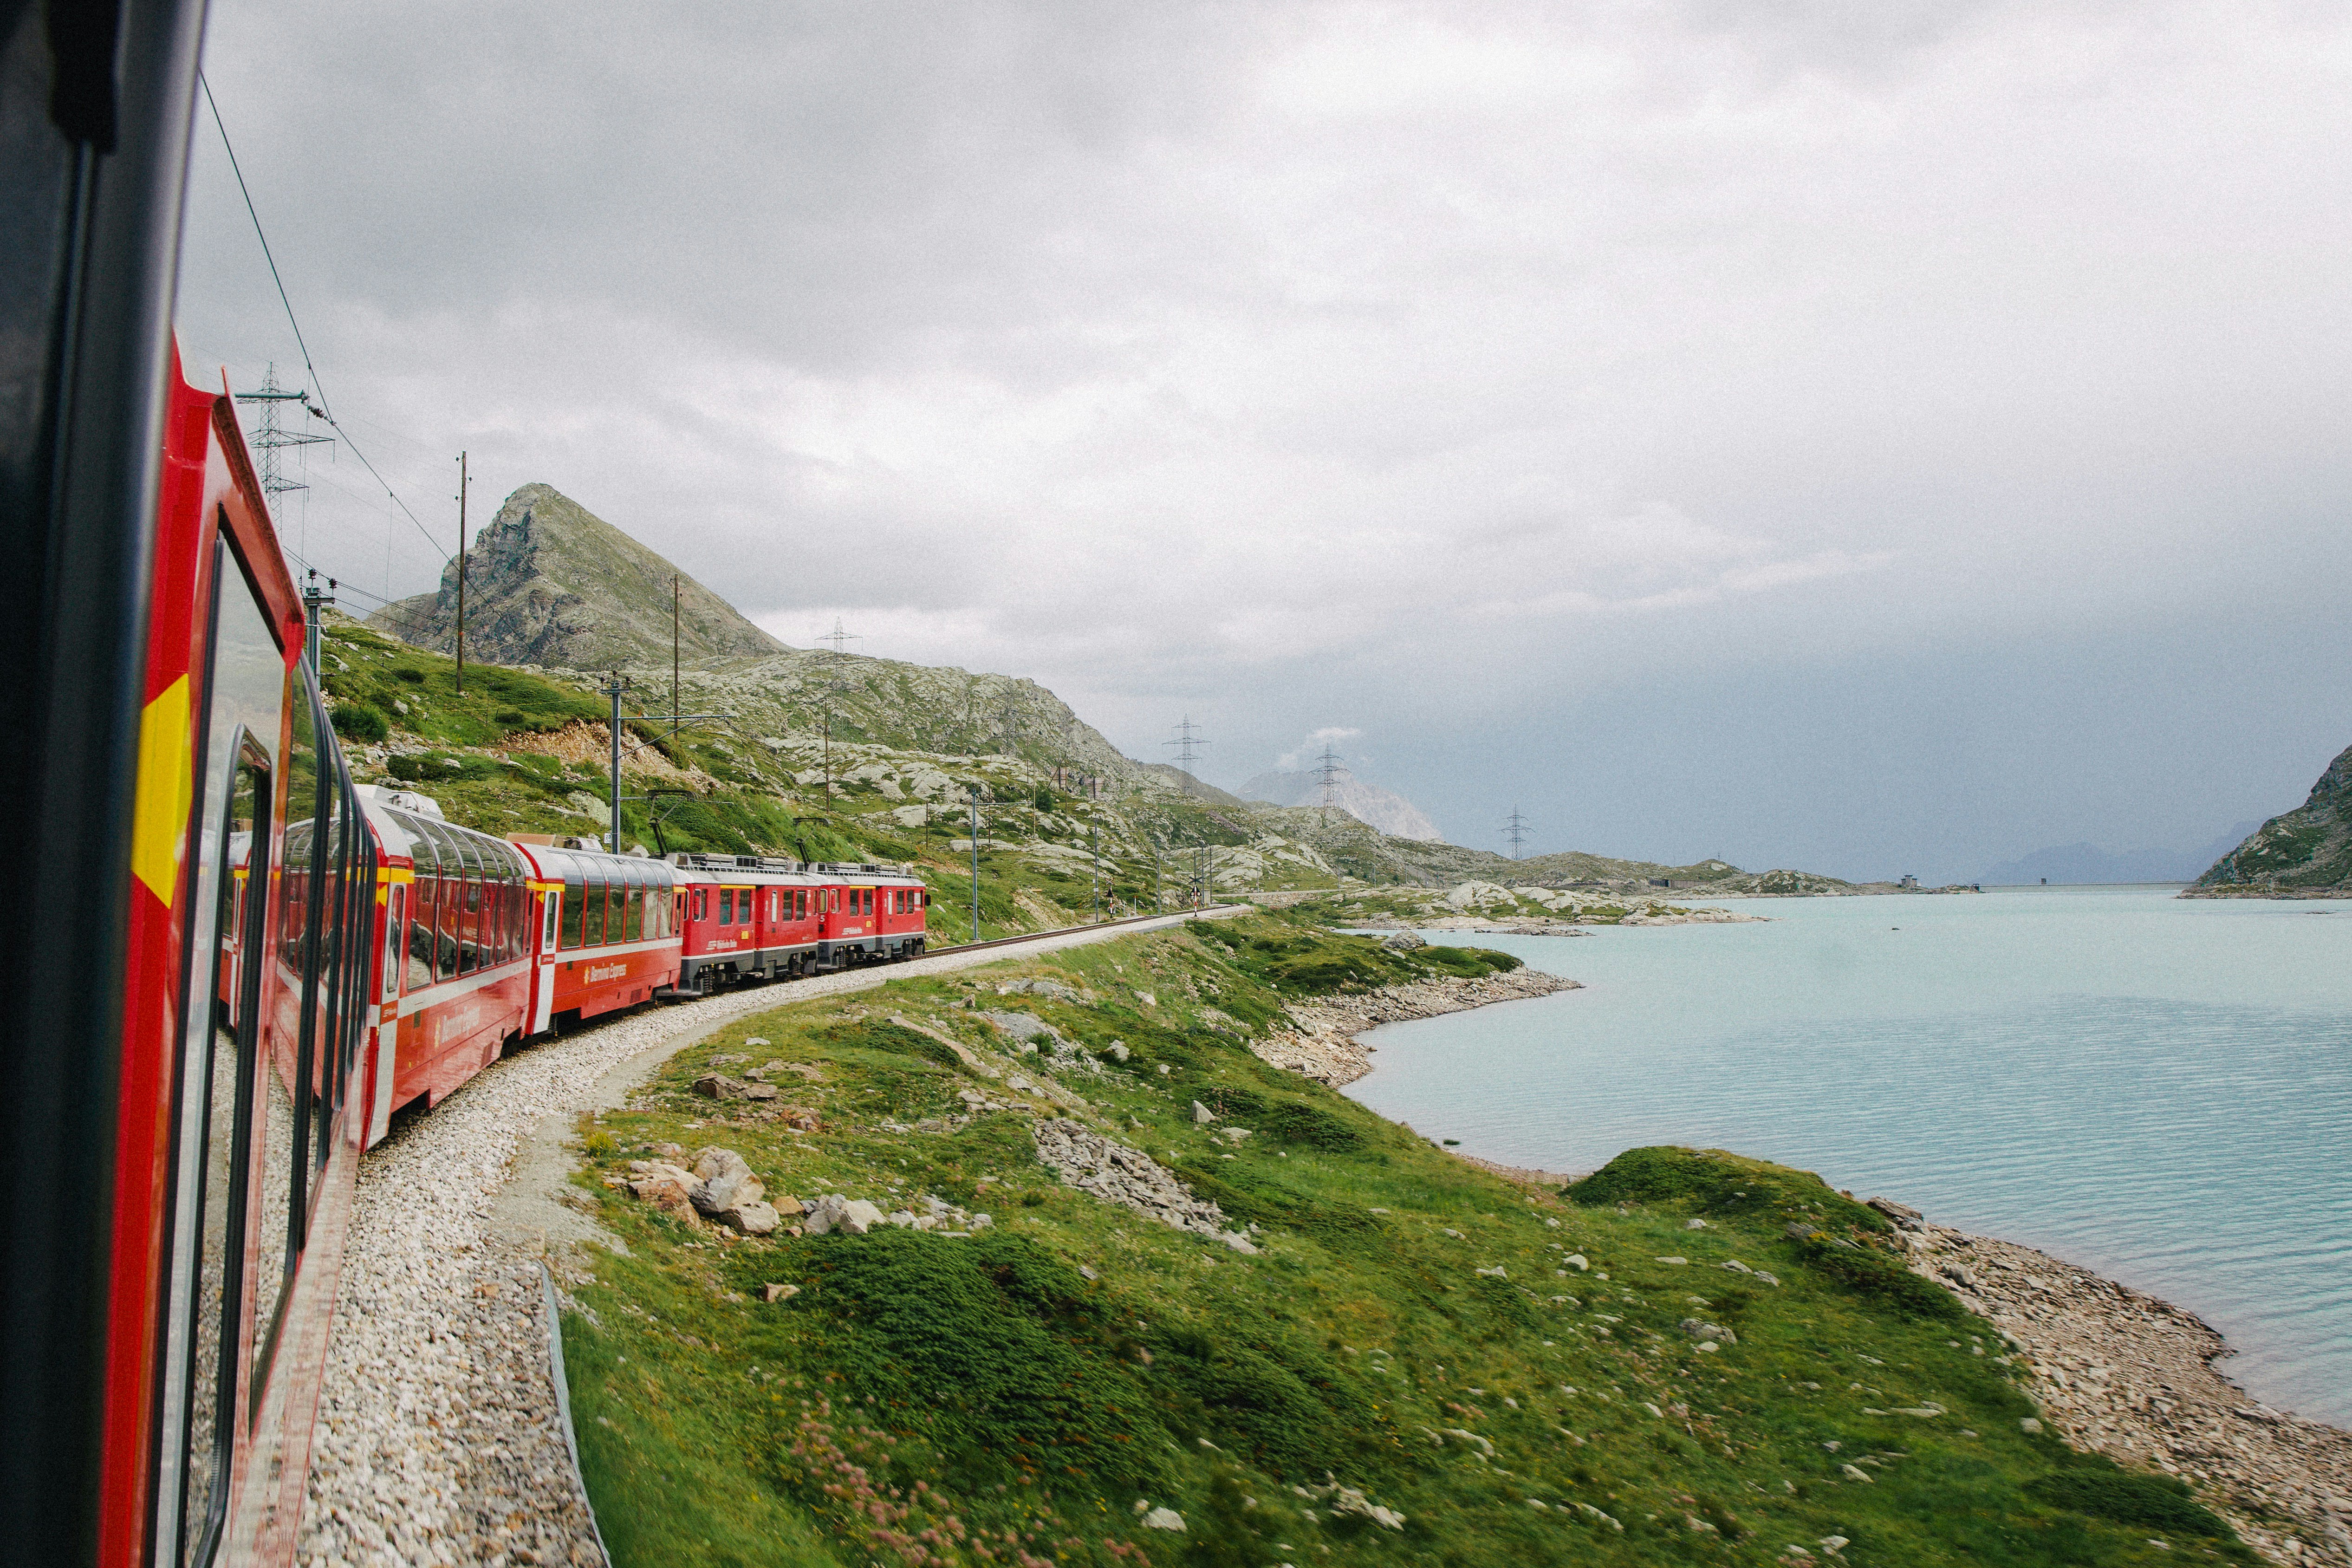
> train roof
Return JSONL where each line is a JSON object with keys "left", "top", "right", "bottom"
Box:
{"left": 509, "top": 839, "right": 678, "bottom": 886}
{"left": 355, "top": 787, "right": 533, "bottom": 880}
{"left": 664, "top": 851, "right": 923, "bottom": 884}
{"left": 354, "top": 787, "right": 676, "bottom": 885}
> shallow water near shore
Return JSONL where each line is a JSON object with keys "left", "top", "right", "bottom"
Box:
{"left": 1345, "top": 886, "right": 2352, "bottom": 1425}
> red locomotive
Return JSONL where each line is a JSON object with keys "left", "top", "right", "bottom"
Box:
{"left": 668, "top": 853, "right": 930, "bottom": 990}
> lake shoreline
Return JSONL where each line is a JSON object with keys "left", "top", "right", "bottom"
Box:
{"left": 1902, "top": 1212, "right": 2352, "bottom": 1564}
{"left": 1246, "top": 964, "right": 1580, "bottom": 1086}
{"left": 1300, "top": 924, "right": 2352, "bottom": 1562}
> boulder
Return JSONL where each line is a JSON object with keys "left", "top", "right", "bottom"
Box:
{"left": 1867, "top": 1196, "right": 1925, "bottom": 1231}
{"left": 1678, "top": 1317, "right": 1735, "bottom": 1344}
{"left": 979, "top": 1009, "right": 1055, "bottom": 1041}
{"left": 625, "top": 1160, "right": 700, "bottom": 1221}
{"left": 1141, "top": 1508, "right": 1186, "bottom": 1532}
{"left": 840, "top": 1199, "right": 886, "bottom": 1234}
{"left": 689, "top": 1148, "right": 764, "bottom": 1215}
{"left": 802, "top": 1193, "right": 850, "bottom": 1235}
{"left": 998, "top": 978, "right": 1092, "bottom": 1002}
{"left": 693, "top": 1073, "right": 780, "bottom": 1101}
{"left": 1379, "top": 930, "right": 1426, "bottom": 953}
{"left": 1193, "top": 1100, "right": 1216, "bottom": 1124}
{"left": 717, "top": 1198, "right": 781, "bottom": 1236}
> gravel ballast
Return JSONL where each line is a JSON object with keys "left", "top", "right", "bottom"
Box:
{"left": 296, "top": 912, "right": 1241, "bottom": 1568}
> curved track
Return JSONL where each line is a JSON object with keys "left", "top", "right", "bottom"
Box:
{"left": 298, "top": 909, "right": 1243, "bottom": 1567}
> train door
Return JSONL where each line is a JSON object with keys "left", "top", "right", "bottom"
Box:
{"left": 530, "top": 883, "right": 554, "bottom": 1035}
{"left": 366, "top": 873, "right": 405, "bottom": 1144}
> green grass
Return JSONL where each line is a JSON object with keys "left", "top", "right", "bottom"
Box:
{"left": 557, "top": 917, "right": 2244, "bottom": 1568}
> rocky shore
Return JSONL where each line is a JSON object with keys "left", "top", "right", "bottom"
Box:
{"left": 1247, "top": 966, "right": 1579, "bottom": 1086}
{"left": 1892, "top": 1211, "right": 2352, "bottom": 1563}
{"left": 2177, "top": 884, "right": 2352, "bottom": 901}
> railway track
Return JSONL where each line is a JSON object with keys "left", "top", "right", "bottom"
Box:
{"left": 298, "top": 906, "right": 1247, "bottom": 1567}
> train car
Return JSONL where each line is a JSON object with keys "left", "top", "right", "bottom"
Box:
{"left": 85, "top": 338, "right": 377, "bottom": 1568}
{"left": 669, "top": 855, "right": 932, "bottom": 989}
{"left": 809, "top": 860, "right": 932, "bottom": 966}
{"left": 349, "top": 787, "right": 534, "bottom": 1141}
{"left": 669, "top": 853, "right": 825, "bottom": 990}
{"left": 510, "top": 839, "right": 682, "bottom": 1032}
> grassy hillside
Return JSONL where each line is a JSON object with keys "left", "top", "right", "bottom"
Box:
{"left": 318, "top": 614, "right": 1817, "bottom": 933}
{"left": 316, "top": 613, "right": 1347, "bottom": 939}
{"left": 553, "top": 915, "right": 2240, "bottom": 1568}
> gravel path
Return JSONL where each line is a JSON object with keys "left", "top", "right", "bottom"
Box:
{"left": 297, "top": 911, "right": 1238, "bottom": 1568}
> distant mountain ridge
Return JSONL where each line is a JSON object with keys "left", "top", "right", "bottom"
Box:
{"left": 1239, "top": 768, "right": 1445, "bottom": 842}
{"left": 363, "top": 481, "right": 1860, "bottom": 894}
{"left": 370, "top": 483, "right": 787, "bottom": 671}
{"left": 2191, "top": 744, "right": 2352, "bottom": 893}
{"left": 1982, "top": 823, "right": 2261, "bottom": 886}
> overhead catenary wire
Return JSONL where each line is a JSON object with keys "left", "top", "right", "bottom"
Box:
{"left": 198, "top": 72, "right": 451, "bottom": 566}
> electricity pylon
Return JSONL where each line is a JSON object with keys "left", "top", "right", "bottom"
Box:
{"left": 1502, "top": 806, "right": 1532, "bottom": 860}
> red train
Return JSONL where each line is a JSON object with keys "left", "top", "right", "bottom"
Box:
{"left": 4, "top": 18, "right": 965, "bottom": 1559}
{"left": 55, "top": 341, "right": 952, "bottom": 1568}
{"left": 669, "top": 852, "right": 931, "bottom": 990}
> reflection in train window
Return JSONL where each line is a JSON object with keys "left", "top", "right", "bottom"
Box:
{"left": 178, "top": 753, "right": 271, "bottom": 1566}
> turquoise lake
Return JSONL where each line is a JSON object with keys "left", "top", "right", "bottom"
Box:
{"left": 1346, "top": 887, "right": 2352, "bottom": 1426}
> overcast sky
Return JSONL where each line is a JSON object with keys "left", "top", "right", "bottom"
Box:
{"left": 176, "top": 0, "right": 2352, "bottom": 881}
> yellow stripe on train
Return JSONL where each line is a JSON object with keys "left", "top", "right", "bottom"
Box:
{"left": 130, "top": 675, "right": 192, "bottom": 906}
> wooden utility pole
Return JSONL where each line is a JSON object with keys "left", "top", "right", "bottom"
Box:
{"left": 454, "top": 450, "right": 469, "bottom": 693}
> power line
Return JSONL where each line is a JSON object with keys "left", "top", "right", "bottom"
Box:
{"left": 1166, "top": 716, "right": 1207, "bottom": 787}
{"left": 1502, "top": 806, "right": 1531, "bottom": 860}
{"left": 1312, "top": 743, "right": 1347, "bottom": 825}
{"left": 198, "top": 72, "right": 450, "bottom": 565}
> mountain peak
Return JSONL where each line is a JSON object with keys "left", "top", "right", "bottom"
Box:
{"left": 369, "top": 483, "right": 787, "bottom": 670}
{"left": 1239, "top": 768, "right": 1446, "bottom": 842}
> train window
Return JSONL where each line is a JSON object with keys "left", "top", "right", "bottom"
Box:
{"left": 624, "top": 884, "right": 643, "bottom": 942}
{"left": 718, "top": 887, "right": 734, "bottom": 925}
{"left": 172, "top": 751, "right": 270, "bottom": 1566}
{"left": 540, "top": 891, "right": 558, "bottom": 955}
{"left": 584, "top": 878, "right": 606, "bottom": 946}
{"left": 408, "top": 874, "right": 435, "bottom": 989}
{"left": 693, "top": 888, "right": 707, "bottom": 922}
{"left": 457, "top": 878, "right": 479, "bottom": 976}
{"left": 436, "top": 870, "right": 460, "bottom": 980}
{"left": 259, "top": 677, "right": 325, "bottom": 1417}
{"left": 561, "top": 879, "right": 584, "bottom": 949}
{"left": 383, "top": 885, "right": 404, "bottom": 1000}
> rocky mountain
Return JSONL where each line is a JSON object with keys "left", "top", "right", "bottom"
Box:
{"left": 370, "top": 483, "right": 787, "bottom": 671}
{"left": 2191, "top": 746, "right": 2352, "bottom": 893}
{"left": 1239, "top": 768, "right": 1445, "bottom": 841}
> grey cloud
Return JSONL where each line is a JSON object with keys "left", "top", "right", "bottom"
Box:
{"left": 175, "top": 0, "right": 2352, "bottom": 873}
